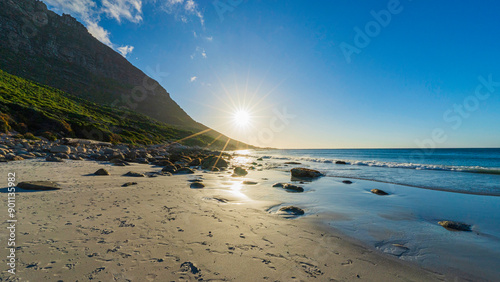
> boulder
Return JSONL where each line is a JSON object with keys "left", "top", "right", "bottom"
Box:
{"left": 438, "top": 221, "right": 472, "bottom": 232}
{"left": 190, "top": 182, "right": 205, "bottom": 189}
{"left": 201, "top": 156, "right": 228, "bottom": 169}
{"left": 50, "top": 145, "right": 71, "bottom": 154}
{"left": 175, "top": 167, "right": 195, "bottom": 174}
{"left": 17, "top": 181, "right": 61, "bottom": 191}
{"left": 371, "top": 189, "right": 388, "bottom": 195}
{"left": 94, "top": 168, "right": 109, "bottom": 176}
{"left": 189, "top": 158, "right": 201, "bottom": 166}
{"left": 279, "top": 206, "right": 305, "bottom": 216}
{"left": 162, "top": 165, "right": 177, "bottom": 173}
{"left": 233, "top": 167, "right": 248, "bottom": 176}
{"left": 290, "top": 168, "right": 322, "bottom": 178}
{"left": 46, "top": 155, "right": 64, "bottom": 162}
{"left": 272, "top": 183, "right": 285, "bottom": 187}
{"left": 124, "top": 171, "right": 145, "bottom": 177}
{"left": 10, "top": 155, "right": 24, "bottom": 161}
{"left": 243, "top": 181, "right": 258, "bottom": 185}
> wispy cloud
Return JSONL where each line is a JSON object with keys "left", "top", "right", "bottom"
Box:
{"left": 190, "top": 76, "right": 197, "bottom": 82}
{"left": 159, "top": 0, "right": 204, "bottom": 26}
{"left": 42, "top": 0, "right": 141, "bottom": 57}
{"left": 102, "top": 0, "right": 143, "bottom": 23}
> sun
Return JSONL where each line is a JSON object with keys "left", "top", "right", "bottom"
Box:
{"left": 233, "top": 109, "right": 251, "bottom": 128}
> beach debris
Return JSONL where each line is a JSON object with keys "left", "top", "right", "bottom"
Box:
{"left": 175, "top": 167, "right": 195, "bottom": 174}
{"left": 371, "top": 189, "right": 388, "bottom": 195}
{"left": 122, "top": 182, "right": 137, "bottom": 187}
{"left": 336, "top": 161, "right": 347, "bottom": 165}
{"left": 438, "top": 221, "right": 472, "bottom": 232}
{"left": 291, "top": 167, "right": 323, "bottom": 178}
{"left": 94, "top": 168, "right": 109, "bottom": 175}
{"left": 123, "top": 171, "right": 145, "bottom": 177}
{"left": 284, "top": 161, "right": 302, "bottom": 165}
{"left": 279, "top": 206, "right": 305, "bottom": 216}
{"left": 233, "top": 167, "right": 248, "bottom": 176}
{"left": 243, "top": 180, "right": 258, "bottom": 185}
{"left": 180, "top": 262, "right": 200, "bottom": 274}
{"left": 17, "top": 181, "right": 61, "bottom": 191}
{"left": 190, "top": 182, "right": 205, "bottom": 189}
{"left": 342, "top": 180, "right": 353, "bottom": 184}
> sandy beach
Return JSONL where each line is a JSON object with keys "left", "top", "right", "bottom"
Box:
{"left": 0, "top": 158, "right": 452, "bottom": 281}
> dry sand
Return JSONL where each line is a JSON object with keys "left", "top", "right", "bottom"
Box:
{"left": 0, "top": 159, "right": 449, "bottom": 281}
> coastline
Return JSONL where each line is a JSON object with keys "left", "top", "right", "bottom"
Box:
{"left": 0, "top": 159, "right": 450, "bottom": 281}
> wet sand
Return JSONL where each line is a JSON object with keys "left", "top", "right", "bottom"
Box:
{"left": 0, "top": 159, "right": 457, "bottom": 281}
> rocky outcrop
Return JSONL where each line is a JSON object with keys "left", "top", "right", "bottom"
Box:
{"left": 18, "top": 181, "right": 60, "bottom": 190}
{"left": 291, "top": 168, "right": 322, "bottom": 178}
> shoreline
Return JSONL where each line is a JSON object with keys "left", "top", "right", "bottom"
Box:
{"left": 1, "top": 159, "right": 450, "bottom": 281}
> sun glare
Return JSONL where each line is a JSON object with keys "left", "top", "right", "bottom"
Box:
{"left": 233, "top": 109, "right": 251, "bottom": 128}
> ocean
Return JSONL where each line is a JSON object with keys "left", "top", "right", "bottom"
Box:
{"left": 249, "top": 148, "right": 500, "bottom": 196}
{"left": 224, "top": 147, "right": 500, "bottom": 278}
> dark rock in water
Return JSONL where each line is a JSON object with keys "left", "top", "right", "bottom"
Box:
{"left": 188, "top": 179, "right": 203, "bottom": 183}
{"left": 122, "top": 182, "right": 137, "bottom": 187}
{"left": 162, "top": 165, "right": 177, "bottom": 173}
{"left": 257, "top": 158, "right": 263, "bottom": 161}
{"left": 284, "top": 161, "right": 301, "bottom": 165}
{"left": 190, "top": 182, "right": 205, "bottom": 189}
{"left": 175, "top": 167, "right": 195, "bottom": 174}
{"left": 342, "top": 180, "right": 353, "bottom": 184}
{"left": 371, "top": 189, "right": 388, "bottom": 195}
{"left": 272, "top": 183, "right": 285, "bottom": 187}
{"left": 124, "top": 171, "right": 145, "bottom": 177}
{"left": 279, "top": 206, "right": 305, "bottom": 216}
{"left": 291, "top": 168, "right": 322, "bottom": 178}
{"left": 46, "top": 155, "right": 64, "bottom": 162}
{"left": 234, "top": 167, "right": 248, "bottom": 176}
{"left": 438, "top": 221, "right": 472, "bottom": 232}
{"left": 180, "top": 261, "right": 200, "bottom": 274}
{"left": 94, "top": 168, "right": 109, "bottom": 176}
{"left": 243, "top": 181, "right": 258, "bottom": 185}
{"left": 201, "top": 156, "right": 228, "bottom": 169}
{"left": 282, "top": 184, "right": 304, "bottom": 192}
{"left": 18, "top": 181, "right": 61, "bottom": 191}
{"left": 336, "top": 161, "right": 347, "bottom": 165}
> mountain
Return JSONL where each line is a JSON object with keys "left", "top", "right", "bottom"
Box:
{"left": 0, "top": 0, "right": 249, "bottom": 149}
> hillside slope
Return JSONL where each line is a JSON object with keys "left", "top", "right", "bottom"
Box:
{"left": 0, "top": 68, "right": 240, "bottom": 149}
{"left": 0, "top": 0, "right": 206, "bottom": 131}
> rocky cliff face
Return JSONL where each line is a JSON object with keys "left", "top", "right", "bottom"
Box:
{"left": 0, "top": 0, "right": 205, "bottom": 130}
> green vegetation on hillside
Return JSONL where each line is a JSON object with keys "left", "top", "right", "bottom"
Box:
{"left": 0, "top": 69, "right": 229, "bottom": 147}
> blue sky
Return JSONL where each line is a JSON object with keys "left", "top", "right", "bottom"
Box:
{"left": 42, "top": 0, "right": 500, "bottom": 148}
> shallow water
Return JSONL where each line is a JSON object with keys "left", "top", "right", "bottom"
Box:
{"left": 248, "top": 148, "right": 500, "bottom": 195}
{"left": 224, "top": 151, "right": 500, "bottom": 280}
